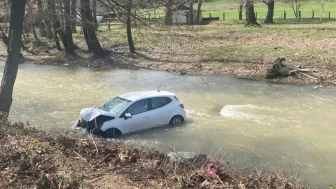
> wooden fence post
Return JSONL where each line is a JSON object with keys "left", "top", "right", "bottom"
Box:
{"left": 329, "top": 12, "right": 331, "bottom": 19}
{"left": 209, "top": 13, "right": 212, "bottom": 18}
{"left": 299, "top": 11, "right": 301, "bottom": 19}
{"left": 223, "top": 12, "right": 225, "bottom": 20}
{"left": 312, "top": 9, "right": 314, "bottom": 19}
{"left": 284, "top": 9, "right": 286, "bottom": 20}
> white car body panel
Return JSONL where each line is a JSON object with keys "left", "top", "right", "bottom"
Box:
{"left": 78, "top": 91, "right": 186, "bottom": 135}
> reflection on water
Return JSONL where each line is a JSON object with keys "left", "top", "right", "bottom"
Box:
{"left": 1, "top": 62, "right": 336, "bottom": 187}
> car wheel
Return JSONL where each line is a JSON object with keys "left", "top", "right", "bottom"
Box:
{"left": 104, "top": 128, "right": 121, "bottom": 138}
{"left": 169, "top": 115, "right": 184, "bottom": 125}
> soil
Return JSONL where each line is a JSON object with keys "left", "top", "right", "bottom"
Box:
{"left": 0, "top": 120, "right": 302, "bottom": 189}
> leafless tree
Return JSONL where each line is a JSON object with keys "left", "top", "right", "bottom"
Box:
{"left": 195, "top": 0, "right": 202, "bottom": 24}
{"left": 81, "top": 0, "right": 104, "bottom": 57}
{"left": 287, "top": 0, "right": 306, "bottom": 19}
{"left": 261, "top": 0, "right": 274, "bottom": 23}
{"left": 0, "top": 0, "right": 27, "bottom": 118}
{"left": 245, "top": 0, "right": 261, "bottom": 27}
{"left": 238, "top": 0, "right": 244, "bottom": 20}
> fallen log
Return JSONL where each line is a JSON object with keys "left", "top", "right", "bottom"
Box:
{"left": 266, "top": 57, "right": 315, "bottom": 79}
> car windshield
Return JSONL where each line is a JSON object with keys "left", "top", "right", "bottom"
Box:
{"left": 100, "top": 97, "right": 132, "bottom": 115}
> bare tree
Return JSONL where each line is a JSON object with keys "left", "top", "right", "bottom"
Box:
{"left": 80, "top": 0, "right": 104, "bottom": 57}
{"left": 238, "top": 0, "right": 244, "bottom": 20}
{"left": 0, "top": 0, "right": 27, "bottom": 118}
{"left": 48, "top": 0, "right": 62, "bottom": 51}
{"left": 63, "top": 0, "right": 76, "bottom": 54}
{"left": 188, "top": 0, "right": 193, "bottom": 25}
{"left": 164, "top": 0, "right": 174, "bottom": 25}
{"left": 320, "top": 0, "right": 326, "bottom": 21}
{"left": 71, "top": 0, "right": 77, "bottom": 33}
{"left": 245, "top": 0, "right": 261, "bottom": 27}
{"left": 288, "top": 0, "right": 304, "bottom": 19}
{"left": 127, "top": 0, "right": 135, "bottom": 53}
{"left": 37, "top": 0, "right": 47, "bottom": 37}
{"left": 195, "top": 0, "right": 202, "bottom": 24}
{"left": 262, "top": 0, "right": 274, "bottom": 23}
{"left": 92, "top": 0, "right": 98, "bottom": 30}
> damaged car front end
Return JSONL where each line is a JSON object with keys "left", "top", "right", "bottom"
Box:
{"left": 74, "top": 108, "right": 115, "bottom": 136}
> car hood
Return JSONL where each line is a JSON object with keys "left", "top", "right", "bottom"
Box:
{"left": 80, "top": 108, "right": 115, "bottom": 122}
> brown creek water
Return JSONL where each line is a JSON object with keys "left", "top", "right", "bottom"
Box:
{"left": 1, "top": 62, "right": 336, "bottom": 187}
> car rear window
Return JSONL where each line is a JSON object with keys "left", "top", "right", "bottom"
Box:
{"left": 151, "top": 97, "right": 172, "bottom": 110}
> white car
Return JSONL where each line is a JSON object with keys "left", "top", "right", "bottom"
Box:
{"left": 74, "top": 91, "right": 186, "bottom": 137}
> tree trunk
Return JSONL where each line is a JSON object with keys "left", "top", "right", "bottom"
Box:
{"left": 188, "top": 0, "right": 194, "bottom": 25}
{"left": 245, "top": 0, "right": 261, "bottom": 27}
{"left": 92, "top": 0, "right": 98, "bottom": 31}
{"left": 44, "top": 21, "right": 54, "bottom": 39}
{"left": 48, "top": 0, "right": 62, "bottom": 51}
{"left": 127, "top": 0, "right": 135, "bottom": 53}
{"left": 195, "top": 0, "right": 202, "bottom": 24}
{"left": 0, "top": 0, "right": 27, "bottom": 116}
{"left": 264, "top": 0, "right": 274, "bottom": 24}
{"left": 37, "top": 0, "right": 47, "bottom": 37}
{"left": 59, "top": 0, "right": 65, "bottom": 30}
{"left": 63, "top": 0, "right": 75, "bottom": 54}
{"left": 0, "top": 25, "right": 9, "bottom": 46}
{"left": 71, "top": 0, "right": 77, "bottom": 33}
{"left": 164, "top": 0, "right": 173, "bottom": 25}
{"left": 80, "top": 0, "right": 104, "bottom": 57}
{"left": 238, "top": 3, "right": 244, "bottom": 20}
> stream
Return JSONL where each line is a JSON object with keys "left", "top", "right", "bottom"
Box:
{"left": 1, "top": 62, "right": 336, "bottom": 187}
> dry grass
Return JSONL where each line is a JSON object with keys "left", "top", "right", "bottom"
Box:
{"left": 0, "top": 120, "right": 306, "bottom": 188}
{"left": 1, "top": 20, "right": 336, "bottom": 85}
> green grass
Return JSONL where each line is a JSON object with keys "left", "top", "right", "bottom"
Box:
{"left": 191, "top": 0, "right": 336, "bottom": 21}
{"left": 199, "top": 43, "right": 329, "bottom": 63}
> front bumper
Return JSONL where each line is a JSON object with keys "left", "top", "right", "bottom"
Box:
{"left": 74, "top": 118, "right": 104, "bottom": 136}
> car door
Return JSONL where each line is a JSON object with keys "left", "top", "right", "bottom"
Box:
{"left": 121, "top": 99, "right": 150, "bottom": 133}
{"left": 149, "top": 97, "right": 173, "bottom": 127}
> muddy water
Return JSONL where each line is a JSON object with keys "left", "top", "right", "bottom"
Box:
{"left": 1, "top": 62, "right": 336, "bottom": 187}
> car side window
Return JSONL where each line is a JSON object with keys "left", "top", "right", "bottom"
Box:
{"left": 127, "top": 99, "right": 149, "bottom": 115}
{"left": 151, "top": 97, "right": 172, "bottom": 110}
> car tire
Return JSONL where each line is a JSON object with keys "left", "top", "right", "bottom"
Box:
{"left": 169, "top": 115, "right": 184, "bottom": 125}
{"left": 104, "top": 128, "right": 121, "bottom": 138}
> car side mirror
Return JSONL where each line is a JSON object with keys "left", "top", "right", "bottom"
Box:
{"left": 125, "top": 113, "right": 132, "bottom": 119}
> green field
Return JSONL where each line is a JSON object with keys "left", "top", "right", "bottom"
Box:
{"left": 201, "top": 0, "right": 336, "bottom": 21}
{"left": 147, "top": 0, "right": 336, "bottom": 21}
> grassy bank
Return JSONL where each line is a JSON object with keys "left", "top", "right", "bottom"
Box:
{"left": 0, "top": 120, "right": 306, "bottom": 188}
{"left": 1, "top": 19, "right": 336, "bottom": 85}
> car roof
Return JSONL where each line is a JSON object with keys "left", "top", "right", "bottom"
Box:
{"left": 119, "top": 91, "right": 176, "bottom": 102}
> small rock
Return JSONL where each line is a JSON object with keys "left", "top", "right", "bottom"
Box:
{"left": 63, "top": 63, "right": 69, "bottom": 66}
{"left": 167, "top": 151, "right": 197, "bottom": 162}
{"left": 180, "top": 71, "right": 187, "bottom": 75}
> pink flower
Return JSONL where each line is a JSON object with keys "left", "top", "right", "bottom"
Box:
{"left": 207, "top": 164, "right": 217, "bottom": 178}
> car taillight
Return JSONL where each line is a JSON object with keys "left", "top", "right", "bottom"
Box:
{"left": 179, "top": 104, "right": 184, "bottom": 108}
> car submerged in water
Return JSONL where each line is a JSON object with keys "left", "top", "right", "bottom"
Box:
{"left": 74, "top": 91, "right": 186, "bottom": 137}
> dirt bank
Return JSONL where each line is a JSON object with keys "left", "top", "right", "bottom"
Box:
{"left": 0, "top": 120, "right": 304, "bottom": 189}
{"left": 1, "top": 47, "right": 335, "bottom": 86}
{"left": 2, "top": 21, "right": 336, "bottom": 86}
